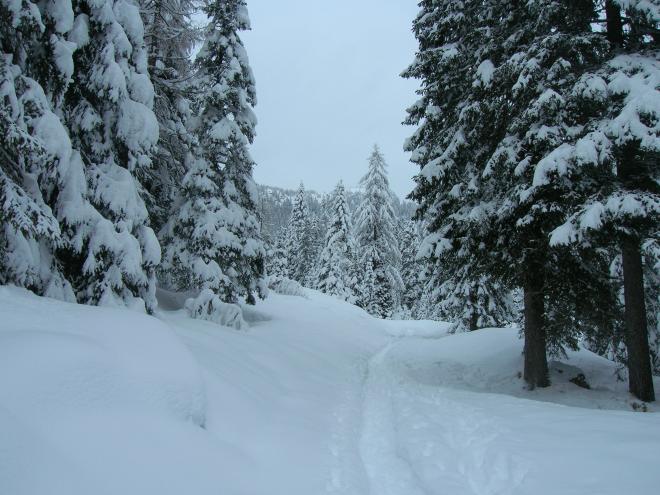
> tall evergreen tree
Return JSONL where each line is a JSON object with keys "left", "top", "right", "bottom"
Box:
{"left": 355, "top": 145, "right": 402, "bottom": 318}
{"left": 0, "top": 8, "right": 67, "bottom": 297}
{"left": 138, "top": 0, "right": 198, "bottom": 232}
{"left": 60, "top": 0, "right": 161, "bottom": 312}
{"left": 265, "top": 226, "right": 290, "bottom": 279}
{"left": 315, "top": 181, "right": 357, "bottom": 302}
{"left": 546, "top": 1, "right": 659, "bottom": 400}
{"left": 0, "top": 0, "right": 99, "bottom": 303}
{"left": 162, "top": 0, "right": 265, "bottom": 326}
{"left": 397, "top": 220, "right": 424, "bottom": 318}
{"left": 194, "top": 0, "right": 265, "bottom": 305}
{"left": 402, "top": 0, "right": 514, "bottom": 331}
{"left": 404, "top": 0, "right": 613, "bottom": 387}
{"left": 287, "top": 182, "right": 315, "bottom": 284}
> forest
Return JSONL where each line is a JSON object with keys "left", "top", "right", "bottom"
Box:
{"left": 0, "top": 1, "right": 659, "bottom": 493}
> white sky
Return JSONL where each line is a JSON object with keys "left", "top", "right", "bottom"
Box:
{"left": 241, "top": 0, "right": 421, "bottom": 198}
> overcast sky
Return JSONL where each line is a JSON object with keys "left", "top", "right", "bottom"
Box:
{"left": 241, "top": 0, "right": 421, "bottom": 198}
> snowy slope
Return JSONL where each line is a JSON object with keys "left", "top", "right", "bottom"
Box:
{"left": 1, "top": 286, "right": 659, "bottom": 494}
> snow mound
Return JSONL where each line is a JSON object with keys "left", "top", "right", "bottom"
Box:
{"left": 185, "top": 288, "right": 247, "bottom": 330}
{"left": 0, "top": 286, "right": 205, "bottom": 423}
{"left": 0, "top": 287, "right": 255, "bottom": 495}
{"left": 381, "top": 318, "right": 452, "bottom": 338}
{"left": 268, "top": 275, "right": 308, "bottom": 297}
{"left": 395, "top": 326, "right": 660, "bottom": 411}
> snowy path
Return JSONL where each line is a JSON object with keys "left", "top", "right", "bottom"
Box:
{"left": 352, "top": 337, "right": 527, "bottom": 495}
{"left": 358, "top": 342, "right": 428, "bottom": 495}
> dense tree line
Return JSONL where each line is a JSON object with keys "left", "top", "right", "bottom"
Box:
{"left": 266, "top": 146, "right": 422, "bottom": 319}
{"left": 403, "top": 0, "right": 658, "bottom": 401}
{"left": 0, "top": 0, "right": 264, "bottom": 328}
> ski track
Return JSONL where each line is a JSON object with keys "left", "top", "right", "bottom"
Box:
{"left": 334, "top": 334, "right": 529, "bottom": 495}
{"left": 358, "top": 341, "right": 429, "bottom": 495}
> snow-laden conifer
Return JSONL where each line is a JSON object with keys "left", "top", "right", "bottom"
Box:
{"left": 61, "top": 0, "right": 160, "bottom": 312}
{"left": 162, "top": 0, "right": 265, "bottom": 326}
{"left": 402, "top": 0, "right": 512, "bottom": 330}
{"left": 404, "top": 0, "right": 615, "bottom": 387}
{"left": 355, "top": 146, "right": 402, "bottom": 318}
{"left": 138, "top": 0, "right": 198, "bottom": 231}
{"left": 265, "top": 227, "right": 290, "bottom": 279}
{"left": 542, "top": 1, "right": 659, "bottom": 401}
{"left": 315, "top": 181, "right": 357, "bottom": 302}
{"left": 286, "top": 183, "right": 314, "bottom": 284}
{"left": 0, "top": 0, "right": 82, "bottom": 301}
{"left": 195, "top": 0, "right": 265, "bottom": 304}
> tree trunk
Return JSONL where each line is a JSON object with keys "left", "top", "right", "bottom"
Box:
{"left": 605, "top": 1, "right": 624, "bottom": 47}
{"left": 468, "top": 289, "right": 478, "bottom": 331}
{"left": 621, "top": 235, "right": 655, "bottom": 402}
{"left": 523, "top": 266, "right": 550, "bottom": 389}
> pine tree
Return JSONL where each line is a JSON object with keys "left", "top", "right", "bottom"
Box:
{"left": 265, "top": 226, "right": 290, "bottom": 279}
{"left": 162, "top": 0, "right": 265, "bottom": 325}
{"left": 397, "top": 220, "right": 423, "bottom": 317}
{"left": 355, "top": 146, "right": 402, "bottom": 318}
{"left": 643, "top": 239, "right": 660, "bottom": 374}
{"left": 0, "top": 54, "right": 65, "bottom": 296}
{"left": 304, "top": 213, "right": 325, "bottom": 286}
{"left": 0, "top": 0, "right": 92, "bottom": 302}
{"left": 59, "top": 0, "right": 160, "bottom": 312}
{"left": 287, "top": 183, "right": 314, "bottom": 284}
{"left": 546, "top": 1, "right": 659, "bottom": 401}
{"left": 315, "top": 181, "right": 357, "bottom": 302}
{"left": 194, "top": 0, "right": 265, "bottom": 305}
{"left": 138, "top": 0, "right": 198, "bottom": 232}
{"left": 404, "top": 0, "right": 611, "bottom": 387}
{"left": 402, "top": 0, "right": 514, "bottom": 331}
{"left": 160, "top": 152, "right": 232, "bottom": 291}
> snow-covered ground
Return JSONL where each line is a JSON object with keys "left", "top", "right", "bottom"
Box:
{"left": 1, "top": 285, "right": 659, "bottom": 494}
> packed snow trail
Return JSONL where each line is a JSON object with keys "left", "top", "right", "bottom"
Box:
{"left": 356, "top": 338, "right": 528, "bottom": 495}
{"left": 358, "top": 342, "right": 428, "bottom": 495}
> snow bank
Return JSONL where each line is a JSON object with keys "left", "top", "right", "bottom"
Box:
{"left": 0, "top": 286, "right": 251, "bottom": 495}
{"left": 395, "top": 326, "right": 660, "bottom": 411}
{"left": 381, "top": 318, "right": 452, "bottom": 338}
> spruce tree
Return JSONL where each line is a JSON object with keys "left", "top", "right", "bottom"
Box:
{"left": 546, "top": 1, "right": 659, "bottom": 400}
{"left": 0, "top": 54, "right": 65, "bottom": 296}
{"left": 404, "top": 0, "right": 610, "bottom": 387}
{"left": 287, "top": 183, "right": 314, "bottom": 284}
{"left": 138, "top": 0, "right": 198, "bottom": 231}
{"left": 397, "top": 220, "right": 423, "bottom": 318}
{"left": 162, "top": 0, "right": 265, "bottom": 325}
{"left": 355, "top": 146, "right": 402, "bottom": 318}
{"left": 59, "top": 0, "right": 160, "bottom": 312}
{"left": 402, "top": 0, "right": 514, "bottom": 330}
{"left": 315, "top": 181, "right": 357, "bottom": 302}
{"left": 265, "top": 226, "right": 290, "bottom": 279}
{"left": 0, "top": 0, "right": 89, "bottom": 302}
{"left": 194, "top": 0, "right": 265, "bottom": 305}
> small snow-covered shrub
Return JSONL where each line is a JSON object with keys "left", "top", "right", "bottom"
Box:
{"left": 268, "top": 275, "right": 307, "bottom": 298}
{"left": 185, "top": 289, "right": 247, "bottom": 330}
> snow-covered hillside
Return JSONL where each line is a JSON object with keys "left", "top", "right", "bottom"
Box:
{"left": 1, "top": 286, "right": 659, "bottom": 494}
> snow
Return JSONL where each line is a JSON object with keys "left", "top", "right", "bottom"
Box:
{"left": 473, "top": 59, "right": 495, "bottom": 87}
{"left": 1, "top": 287, "right": 659, "bottom": 494}
{"left": 44, "top": 0, "right": 74, "bottom": 34}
